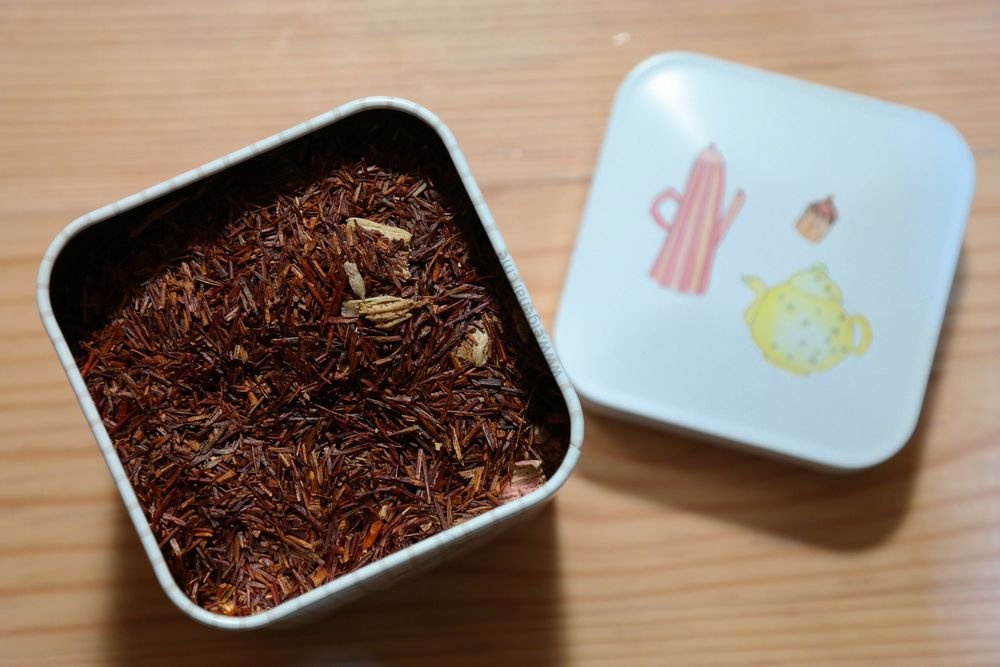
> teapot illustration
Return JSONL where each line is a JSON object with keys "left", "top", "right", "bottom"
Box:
{"left": 650, "top": 144, "right": 745, "bottom": 295}
{"left": 743, "top": 264, "right": 872, "bottom": 375}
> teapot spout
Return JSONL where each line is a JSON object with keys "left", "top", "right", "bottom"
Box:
{"left": 742, "top": 276, "right": 767, "bottom": 325}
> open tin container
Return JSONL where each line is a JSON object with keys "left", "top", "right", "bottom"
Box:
{"left": 37, "top": 97, "right": 583, "bottom": 629}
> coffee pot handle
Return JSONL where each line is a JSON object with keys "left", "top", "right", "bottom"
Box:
{"left": 651, "top": 188, "right": 682, "bottom": 231}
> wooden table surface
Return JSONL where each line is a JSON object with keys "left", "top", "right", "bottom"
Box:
{"left": 2, "top": 1, "right": 999, "bottom": 665}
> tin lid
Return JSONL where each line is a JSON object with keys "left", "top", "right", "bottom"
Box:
{"left": 555, "top": 52, "right": 974, "bottom": 470}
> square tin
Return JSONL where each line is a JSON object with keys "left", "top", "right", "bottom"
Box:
{"left": 37, "top": 97, "right": 583, "bottom": 629}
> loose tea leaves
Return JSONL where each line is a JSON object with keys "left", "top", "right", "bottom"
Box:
{"left": 74, "top": 129, "right": 569, "bottom": 617}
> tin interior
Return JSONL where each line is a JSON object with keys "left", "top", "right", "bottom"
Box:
{"left": 45, "top": 105, "right": 575, "bottom": 624}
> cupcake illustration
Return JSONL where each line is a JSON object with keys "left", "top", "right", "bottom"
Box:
{"left": 743, "top": 264, "right": 871, "bottom": 375}
{"left": 796, "top": 196, "right": 838, "bottom": 243}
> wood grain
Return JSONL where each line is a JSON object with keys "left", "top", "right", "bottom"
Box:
{"left": 2, "top": 1, "right": 999, "bottom": 664}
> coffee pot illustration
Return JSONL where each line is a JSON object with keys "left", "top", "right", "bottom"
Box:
{"left": 649, "top": 144, "right": 745, "bottom": 294}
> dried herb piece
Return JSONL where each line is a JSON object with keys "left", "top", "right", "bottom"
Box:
{"left": 346, "top": 216, "right": 413, "bottom": 243}
{"left": 342, "top": 218, "right": 412, "bottom": 281}
{"left": 341, "top": 295, "right": 417, "bottom": 329}
{"left": 454, "top": 323, "right": 490, "bottom": 367}
{"left": 68, "top": 118, "right": 569, "bottom": 618}
{"left": 498, "top": 460, "right": 546, "bottom": 501}
{"left": 343, "top": 261, "right": 365, "bottom": 299}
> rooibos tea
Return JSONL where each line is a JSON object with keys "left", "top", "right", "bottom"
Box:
{"left": 56, "top": 111, "right": 570, "bottom": 616}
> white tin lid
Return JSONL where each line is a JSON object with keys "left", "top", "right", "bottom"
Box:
{"left": 555, "top": 52, "right": 974, "bottom": 470}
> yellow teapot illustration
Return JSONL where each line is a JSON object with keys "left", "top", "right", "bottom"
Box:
{"left": 743, "top": 264, "right": 872, "bottom": 374}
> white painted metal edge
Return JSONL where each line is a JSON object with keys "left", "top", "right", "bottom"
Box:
{"left": 36, "top": 97, "right": 584, "bottom": 630}
{"left": 556, "top": 52, "right": 974, "bottom": 471}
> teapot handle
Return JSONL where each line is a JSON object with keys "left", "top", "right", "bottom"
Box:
{"left": 849, "top": 315, "right": 872, "bottom": 355}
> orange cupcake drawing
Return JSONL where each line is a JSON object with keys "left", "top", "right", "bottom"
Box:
{"left": 796, "top": 196, "right": 838, "bottom": 243}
